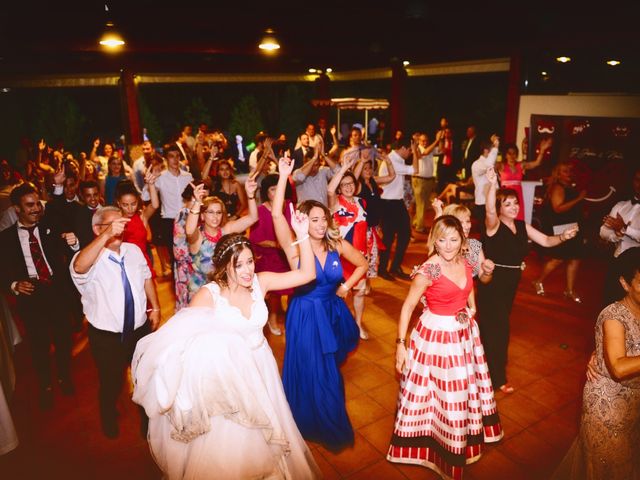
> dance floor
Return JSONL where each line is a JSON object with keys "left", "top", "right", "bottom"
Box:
{"left": 1, "top": 230, "right": 604, "bottom": 479}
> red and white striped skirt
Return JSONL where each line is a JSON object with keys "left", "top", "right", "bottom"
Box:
{"left": 387, "top": 310, "right": 503, "bottom": 480}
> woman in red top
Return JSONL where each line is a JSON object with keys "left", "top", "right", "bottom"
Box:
{"left": 114, "top": 175, "right": 160, "bottom": 275}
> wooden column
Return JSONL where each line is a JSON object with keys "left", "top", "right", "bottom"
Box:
{"left": 504, "top": 54, "right": 522, "bottom": 143}
{"left": 390, "top": 62, "right": 407, "bottom": 138}
{"left": 119, "top": 69, "right": 143, "bottom": 146}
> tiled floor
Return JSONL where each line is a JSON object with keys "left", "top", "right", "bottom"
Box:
{"left": 1, "top": 230, "right": 605, "bottom": 479}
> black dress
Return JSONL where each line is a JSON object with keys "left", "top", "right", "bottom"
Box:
{"left": 477, "top": 219, "right": 529, "bottom": 388}
{"left": 543, "top": 185, "right": 583, "bottom": 259}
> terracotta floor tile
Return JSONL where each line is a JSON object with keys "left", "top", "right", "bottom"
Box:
{"left": 527, "top": 416, "right": 578, "bottom": 451}
{"left": 496, "top": 392, "right": 553, "bottom": 429}
{"left": 357, "top": 414, "right": 395, "bottom": 455}
{"left": 346, "top": 394, "right": 389, "bottom": 429}
{"left": 517, "top": 377, "right": 578, "bottom": 411}
{"left": 355, "top": 335, "right": 398, "bottom": 361}
{"left": 318, "top": 432, "right": 381, "bottom": 477}
{"left": 465, "top": 448, "right": 535, "bottom": 480}
{"left": 345, "top": 363, "right": 397, "bottom": 392}
{"left": 495, "top": 411, "right": 526, "bottom": 441}
{"left": 346, "top": 458, "right": 408, "bottom": 479}
{"left": 499, "top": 430, "right": 563, "bottom": 478}
{"left": 311, "top": 448, "right": 341, "bottom": 480}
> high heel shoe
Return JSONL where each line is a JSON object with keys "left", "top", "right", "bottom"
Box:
{"left": 564, "top": 290, "right": 582, "bottom": 303}
{"left": 533, "top": 281, "right": 545, "bottom": 296}
{"left": 268, "top": 322, "right": 282, "bottom": 336}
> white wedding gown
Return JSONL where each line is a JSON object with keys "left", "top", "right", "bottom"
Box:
{"left": 132, "top": 277, "right": 321, "bottom": 479}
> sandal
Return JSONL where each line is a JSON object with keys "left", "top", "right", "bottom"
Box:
{"left": 532, "top": 281, "right": 545, "bottom": 296}
{"left": 359, "top": 328, "right": 369, "bottom": 340}
{"left": 499, "top": 384, "right": 515, "bottom": 394}
{"left": 564, "top": 290, "right": 582, "bottom": 303}
{"left": 268, "top": 322, "right": 282, "bottom": 336}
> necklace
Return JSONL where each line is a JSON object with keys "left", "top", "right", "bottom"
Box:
{"left": 622, "top": 296, "right": 640, "bottom": 320}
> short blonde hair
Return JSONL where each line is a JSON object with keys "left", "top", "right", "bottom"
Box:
{"left": 426, "top": 215, "right": 467, "bottom": 258}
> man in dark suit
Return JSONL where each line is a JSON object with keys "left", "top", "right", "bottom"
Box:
{"left": 292, "top": 133, "right": 315, "bottom": 170}
{"left": 0, "top": 179, "right": 79, "bottom": 409}
{"left": 69, "top": 180, "right": 101, "bottom": 248}
{"left": 460, "top": 125, "right": 481, "bottom": 180}
{"left": 230, "top": 134, "right": 250, "bottom": 173}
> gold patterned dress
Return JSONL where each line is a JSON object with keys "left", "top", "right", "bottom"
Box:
{"left": 553, "top": 302, "right": 640, "bottom": 479}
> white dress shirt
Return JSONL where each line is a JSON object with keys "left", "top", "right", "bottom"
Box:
{"left": 379, "top": 151, "right": 414, "bottom": 200}
{"left": 152, "top": 169, "right": 193, "bottom": 220}
{"left": 600, "top": 199, "right": 640, "bottom": 257}
{"left": 249, "top": 149, "right": 260, "bottom": 171}
{"left": 70, "top": 243, "right": 151, "bottom": 332}
{"left": 471, "top": 147, "right": 498, "bottom": 206}
{"left": 415, "top": 145, "right": 440, "bottom": 179}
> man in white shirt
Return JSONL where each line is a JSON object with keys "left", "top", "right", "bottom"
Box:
{"left": 143, "top": 144, "right": 193, "bottom": 276}
{"left": 377, "top": 139, "right": 419, "bottom": 280}
{"left": 293, "top": 152, "right": 339, "bottom": 205}
{"left": 600, "top": 168, "right": 640, "bottom": 305}
{"left": 70, "top": 206, "right": 160, "bottom": 438}
{"left": 411, "top": 131, "right": 442, "bottom": 233}
{"left": 471, "top": 135, "right": 500, "bottom": 229}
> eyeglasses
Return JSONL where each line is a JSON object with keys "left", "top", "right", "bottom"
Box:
{"left": 340, "top": 182, "right": 355, "bottom": 188}
{"left": 204, "top": 210, "right": 221, "bottom": 215}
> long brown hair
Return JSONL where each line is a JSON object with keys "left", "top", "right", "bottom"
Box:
{"left": 209, "top": 233, "right": 253, "bottom": 287}
{"left": 297, "top": 199, "right": 341, "bottom": 251}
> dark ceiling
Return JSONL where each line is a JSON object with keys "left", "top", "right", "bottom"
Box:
{"left": 1, "top": 1, "right": 639, "bottom": 82}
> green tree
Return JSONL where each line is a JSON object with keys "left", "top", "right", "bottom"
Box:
{"left": 182, "top": 96, "right": 212, "bottom": 131}
{"left": 139, "top": 95, "right": 164, "bottom": 145}
{"left": 278, "top": 84, "right": 309, "bottom": 144}
{"left": 32, "top": 92, "right": 86, "bottom": 152}
{"left": 227, "top": 95, "right": 265, "bottom": 142}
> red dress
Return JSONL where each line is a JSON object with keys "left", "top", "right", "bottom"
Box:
{"left": 387, "top": 260, "right": 502, "bottom": 479}
{"left": 123, "top": 213, "right": 155, "bottom": 278}
{"left": 332, "top": 195, "right": 367, "bottom": 281}
{"left": 499, "top": 163, "right": 525, "bottom": 221}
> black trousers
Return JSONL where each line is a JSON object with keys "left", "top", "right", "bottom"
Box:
{"left": 477, "top": 269, "right": 520, "bottom": 388}
{"left": 17, "top": 280, "right": 72, "bottom": 390}
{"left": 379, "top": 199, "right": 410, "bottom": 273}
{"left": 88, "top": 322, "right": 151, "bottom": 426}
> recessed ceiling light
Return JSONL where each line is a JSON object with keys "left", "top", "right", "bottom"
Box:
{"left": 308, "top": 68, "right": 317, "bottom": 73}
{"left": 606, "top": 59, "right": 621, "bottom": 66}
{"left": 556, "top": 56, "right": 571, "bottom": 63}
{"left": 259, "top": 28, "right": 280, "bottom": 52}
{"left": 403, "top": 60, "right": 410, "bottom": 67}
{"left": 1, "top": 88, "right": 10, "bottom": 93}
{"left": 541, "top": 71, "right": 548, "bottom": 76}
{"left": 326, "top": 68, "right": 333, "bottom": 73}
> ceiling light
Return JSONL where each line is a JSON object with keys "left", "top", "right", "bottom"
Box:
{"left": 556, "top": 56, "right": 571, "bottom": 63}
{"left": 403, "top": 60, "right": 410, "bottom": 67}
{"left": 99, "top": 22, "right": 125, "bottom": 49}
{"left": 308, "top": 68, "right": 317, "bottom": 73}
{"left": 326, "top": 68, "right": 333, "bottom": 73}
{"left": 541, "top": 71, "right": 548, "bottom": 76}
{"left": 606, "top": 59, "right": 621, "bottom": 66}
{"left": 1, "top": 88, "right": 10, "bottom": 93}
{"left": 259, "top": 28, "right": 280, "bottom": 52}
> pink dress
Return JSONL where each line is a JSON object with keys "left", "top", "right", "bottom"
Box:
{"left": 499, "top": 163, "right": 525, "bottom": 221}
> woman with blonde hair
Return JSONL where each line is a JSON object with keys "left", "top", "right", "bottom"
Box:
{"left": 185, "top": 179, "right": 258, "bottom": 299}
{"left": 388, "top": 215, "right": 503, "bottom": 479}
{"left": 274, "top": 157, "right": 367, "bottom": 451}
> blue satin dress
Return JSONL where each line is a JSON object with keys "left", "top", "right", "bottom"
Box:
{"left": 282, "top": 250, "right": 359, "bottom": 451}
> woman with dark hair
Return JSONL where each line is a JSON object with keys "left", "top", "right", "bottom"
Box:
{"left": 206, "top": 159, "right": 246, "bottom": 219}
{"left": 553, "top": 248, "right": 640, "bottom": 479}
{"left": 249, "top": 174, "right": 293, "bottom": 335}
{"left": 388, "top": 215, "right": 503, "bottom": 479}
{"left": 173, "top": 182, "right": 208, "bottom": 311}
{"left": 273, "top": 158, "right": 367, "bottom": 451}
{"left": 186, "top": 179, "right": 258, "bottom": 299}
{"left": 114, "top": 176, "right": 159, "bottom": 274}
{"left": 532, "top": 160, "right": 586, "bottom": 301}
{"left": 479, "top": 167, "right": 578, "bottom": 394}
{"left": 132, "top": 213, "right": 321, "bottom": 479}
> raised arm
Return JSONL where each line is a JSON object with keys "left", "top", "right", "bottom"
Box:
{"left": 395, "top": 273, "right": 430, "bottom": 374}
{"left": 523, "top": 137, "right": 552, "bottom": 171}
{"left": 234, "top": 180, "right": 248, "bottom": 217}
{"left": 259, "top": 205, "right": 314, "bottom": 295}
{"left": 141, "top": 170, "right": 160, "bottom": 222}
{"left": 89, "top": 138, "right": 100, "bottom": 166}
{"left": 525, "top": 222, "right": 578, "bottom": 248}
{"left": 72, "top": 216, "right": 130, "bottom": 274}
{"left": 185, "top": 183, "right": 206, "bottom": 254}
{"left": 327, "top": 125, "right": 339, "bottom": 158}
{"left": 373, "top": 152, "right": 396, "bottom": 185}
{"left": 250, "top": 138, "right": 274, "bottom": 180}
{"left": 484, "top": 167, "right": 500, "bottom": 235}
{"left": 273, "top": 158, "right": 299, "bottom": 269}
{"left": 223, "top": 179, "right": 258, "bottom": 234}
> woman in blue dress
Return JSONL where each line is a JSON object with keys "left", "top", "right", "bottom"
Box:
{"left": 272, "top": 157, "right": 368, "bottom": 451}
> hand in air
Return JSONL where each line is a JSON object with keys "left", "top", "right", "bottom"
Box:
{"left": 190, "top": 182, "right": 207, "bottom": 203}
{"left": 244, "top": 178, "right": 258, "bottom": 197}
{"left": 278, "top": 157, "right": 294, "bottom": 177}
{"left": 485, "top": 166, "right": 498, "bottom": 185}
{"left": 289, "top": 202, "right": 309, "bottom": 240}
{"left": 107, "top": 217, "right": 130, "bottom": 238}
{"left": 432, "top": 198, "right": 444, "bottom": 216}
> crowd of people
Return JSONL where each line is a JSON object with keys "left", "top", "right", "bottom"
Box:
{"left": 0, "top": 118, "right": 639, "bottom": 479}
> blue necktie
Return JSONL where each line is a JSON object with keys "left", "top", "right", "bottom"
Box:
{"left": 109, "top": 254, "right": 135, "bottom": 343}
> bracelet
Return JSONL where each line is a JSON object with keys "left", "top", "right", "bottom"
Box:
{"left": 248, "top": 196, "right": 255, "bottom": 200}
{"left": 189, "top": 210, "right": 200, "bottom": 215}
{"left": 146, "top": 308, "right": 160, "bottom": 312}
{"left": 395, "top": 338, "right": 406, "bottom": 345}
{"left": 339, "top": 283, "right": 350, "bottom": 291}
{"left": 291, "top": 234, "right": 309, "bottom": 246}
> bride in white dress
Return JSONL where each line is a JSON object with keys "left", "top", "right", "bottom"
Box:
{"left": 132, "top": 198, "right": 321, "bottom": 479}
